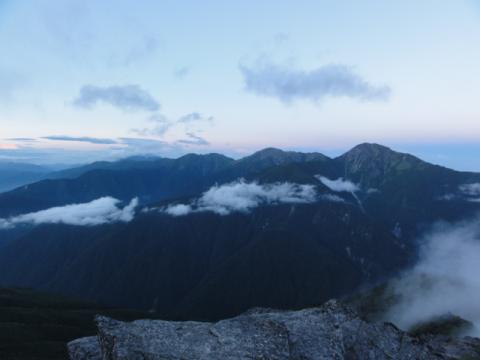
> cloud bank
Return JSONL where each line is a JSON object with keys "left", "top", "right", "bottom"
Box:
{"left": 240, "top": 62, "right": 391, "bottom": 104}
{"left": 162, "top": 180, "right": 318, "bottom": 216}
{"left": 0, "top": 197, "right": 138, "bottom": 229}
{"left": 316, "top": 176, "right": 360, "bottom": 193}
{"left": 73, "top": 84, "right": 160, "bottom": 112}
{"left": 385, "top": 216, "right": 480, "bottom": 336}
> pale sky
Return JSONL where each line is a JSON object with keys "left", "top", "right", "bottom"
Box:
{"left": 1, "top": 0, "right": 480, "bottom": 170}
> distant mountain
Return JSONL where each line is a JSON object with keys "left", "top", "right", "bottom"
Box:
{"left": 0, "top": 162, "right": 52, "bottom": 193}
{"left": 0, "top": 153, "right": 234, "bottom": 217}
{"left": 0, "top": 148, "right": 328, "bottom": 217}
{"left": 45, "top": 155, "right": 167, "bottom": 180}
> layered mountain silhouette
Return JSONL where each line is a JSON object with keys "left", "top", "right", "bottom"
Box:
{"left": 1, "top": 143, "right": 479, "bottom": 320}
{"left": 0, "top": 162, "right": 52, "bottom": 193}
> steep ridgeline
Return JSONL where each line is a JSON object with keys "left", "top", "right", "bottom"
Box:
{"left": 335, "top": 143, "right": 480, "bottom": 242}
{"left": 68, "top": 300, "right": 480, "bottom": 360}
{"left": 0, "top": 149, "right": 330, "bottom": 218}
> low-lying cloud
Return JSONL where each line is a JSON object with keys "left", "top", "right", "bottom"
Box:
{"left": 162, "top": 180, "right": 318, "bottom": 216}
{"left": 240, "top": 62, "right": 391, "bottom": 104}
{"left": 73, "top": 84, "right": 160, "bottom": 112}
{"left": 316, "top": 176, "right": 360, "bottom": 193}
{"left": 0, "top": 197, "right": 138, "bottom": 229}
{"left": 385, "top": 216, "right": 480, "bottom": 336}
{"left": 459, "top": 183, "right": 480, "bottom": 196}
{"left": 439, "top": 182, "right": 480, "bottom": 202}
{"left": 459, "top": 183, "right": 480, "bottom": 202}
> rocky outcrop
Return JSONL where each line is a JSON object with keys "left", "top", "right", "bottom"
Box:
{"left": 68, "top": 300, "right": 480, "bottom": 360}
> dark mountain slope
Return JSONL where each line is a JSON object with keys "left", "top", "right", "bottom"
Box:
{"left": 0, "top": 199, "right": 407, "bottom": 321}
{"left": 1, "top": 144, "right": 480, "bottom": 322}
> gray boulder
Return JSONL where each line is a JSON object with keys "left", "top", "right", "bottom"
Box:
{"left": 68, "top": 300, "right": 480, "bottom": 359}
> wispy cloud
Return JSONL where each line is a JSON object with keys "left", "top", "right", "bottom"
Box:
{"left": 177, "top": 132, "right": 209, "bottom": 146}
{"left": 120, "top": 36, "right": 159, "bottom": 66}
{"left": 161, "top": 180, "right": 318, "bottom": 216}
{"left": 240, "top": 62, "right": 391, "bottom": 104}
{"left": 178, "top": 112, "right": 213, "bottom": 124}
{"left": 131, "top": 111, "right": 213, "bottom": 139}
{"left": 174, "top": 66, "right": 190, "bottom": 79}
{"left": 0, "top": 197, "right": 138, "bottom": 229}
{"left": 131, "top": 113, "right": 171, "bottom": 137}
{"left": 43, "top": 135, "right": 118, "bottom": 145}
{"left": 73, "top": 84, "right": 160, "bottom": 112}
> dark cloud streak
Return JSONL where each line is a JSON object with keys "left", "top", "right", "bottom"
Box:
{"left": 177, "top": 132, "right": 209, "bottom": 146}
{"left": 43, "top": 135, "right": 118, "bottom": 145}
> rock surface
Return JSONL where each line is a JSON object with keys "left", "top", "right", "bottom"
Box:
{"left": 68, "top": 300, "right": 480, "bottom": 360}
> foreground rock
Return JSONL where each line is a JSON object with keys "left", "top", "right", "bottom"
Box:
{"left": 68, "top": 300, "right": 480, "bottom": 360}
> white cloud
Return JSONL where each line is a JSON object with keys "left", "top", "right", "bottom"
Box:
{"left": 459, "top": 183, "right": 480, "bottom": 196}
{"left": 163, "top": 204, "right": 193, "bottom": 216}
{"left": 439, "top": 183, "right": 480, "bottom": 203}
{"left": 316, "top": 176, "right": 360, "bottom": 193}
{"left": 0, "top": 197, "right": 138, "bottom": 229}
{"left": 161, "top": 180, "right": 318, "bottom": 216}
{"left": 385, "top": 216, "right": 480, "bottom": 336}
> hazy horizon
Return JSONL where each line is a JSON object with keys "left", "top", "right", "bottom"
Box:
{"left": 2, "top": 1, "right": 480, "bottom": 169}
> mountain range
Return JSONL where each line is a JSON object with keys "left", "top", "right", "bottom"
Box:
{"left": 1, "top": 143, "right": 479, "bottom": 321}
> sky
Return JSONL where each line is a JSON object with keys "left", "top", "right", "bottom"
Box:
{"left": 1, "top": 0, "right": 480, "bottom": 170}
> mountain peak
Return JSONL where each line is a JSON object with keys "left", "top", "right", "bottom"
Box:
{"left": 337, "top": 143, "right": 427, "bottom": 187}
{"left": 248, "top": 147, "right": 287, "bottom": 160}
{"left": 345, "top": 143, "right": 394, "bottom": 156}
